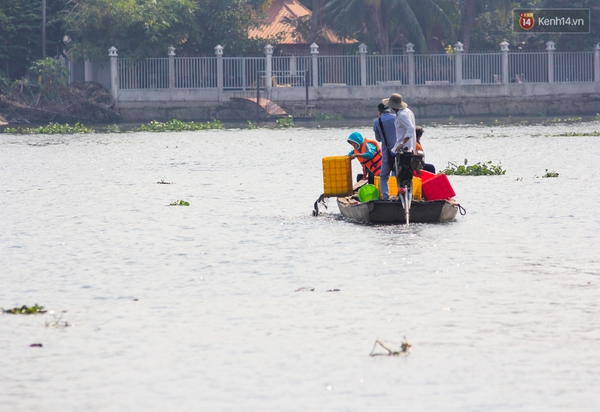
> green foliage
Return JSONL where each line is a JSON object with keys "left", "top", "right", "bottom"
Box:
{"left": 183, "top": 0, "right": 270, "bottom": 55}
{"left": 105, "top": 124, "right": 121, "bottom": 133}
{"left": 542, "top": 169, "right": 559, "bottom": 178}
{"left": 62, "top": 0, "right": 268, "bottom": 59}
{"left": 324, "top": 0, "right": 455, "bottom": 54}
{"left": 3, "top": 122, "right": 94, "bottom": 134}
{"left": 168, "top": 200, "right": 190, "bottom": 206}
{"left": 549, "top": 117, "right": 582, "bottom": 123}
{"left": 468, "top": 10, "right": 516, "bottom": 52}
{"left": 596, "top": 113, "right": 600, "bottom": 121}
{"left": 442, "top": 159, "right": 506, "bottom": 176}
{"left": 274, "top": 117, "right": 296, "bottom": 128}
{"left": 62, "top": 0, "right": 197, "bottom": 60}
{"left": 29, "top": 58, "right": 69, "bottom": 91}
{"left": 0, "top": 0, "right": 66, "bottom": 80}
{"left": 539, "top": 0, "right": 600, "bottom": 51}
{"left": 2, "top": 304, "right": 47, "bottom": 314}
{"left": 135, "top": 119, "right": 223, "bottom": 132}
{"left": 313, "top": 112, "right": 343, "bottom": 121}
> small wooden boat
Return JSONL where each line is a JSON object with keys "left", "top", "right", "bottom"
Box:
{"left": 317, "top": 154, "right": 463, "bottom": 224}
{"left": 337, "top": 195, "right": 459, "bottom": 224}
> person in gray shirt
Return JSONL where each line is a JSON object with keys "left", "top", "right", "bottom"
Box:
{"left": 373, "top": 102, "right": 397, "bottom": 200}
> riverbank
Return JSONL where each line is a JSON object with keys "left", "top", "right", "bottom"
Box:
{"left": 2, "top": 113, "right": 598, "bottom": 134}
{"left": 1, "top": 112, "right": 597, "bottom": 134}
{"left": 3, "top": 81, "right": 600, "bottom": 126}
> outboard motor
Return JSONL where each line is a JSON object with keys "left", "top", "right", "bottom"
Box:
{"left": 395, "top": 150, "right": 424, "bottom": 188}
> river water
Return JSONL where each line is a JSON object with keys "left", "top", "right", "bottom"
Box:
{"left": 1, "top": 119, "right": 599, "bottom": 411}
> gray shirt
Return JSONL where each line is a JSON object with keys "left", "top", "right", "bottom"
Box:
{"left": 373, "top": 111, "right": 397, "bottom": 152}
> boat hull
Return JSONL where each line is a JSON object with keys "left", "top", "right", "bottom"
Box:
{"left": 337, "top": 197, "right": 458, "bottom": 224}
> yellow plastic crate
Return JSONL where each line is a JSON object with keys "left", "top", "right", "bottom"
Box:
{"left": 374, "top": 176, "right": 422, "bottom": 200}
{"left": 322, "top": 156, "right": 352, "bottom": 197}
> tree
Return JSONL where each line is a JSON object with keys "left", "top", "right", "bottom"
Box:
{"left": 459, "top": 0, "right": 512, "bottom": 52}
{"left": 62, "top": 0, "right": 196, "bottom": 60}
{"left": 323, "top": 0, "right": 454, "bottom": 54}
{"left": 181, "top": 0, "right": 270, "bottom": 55}
{"left": 62, "top": 0, "right": 269, "bottom": 58}
{"left": 0, "top": 0, "right": 67, "bottom": 80}
{"left": 539, "top": 0, "right": 600, "bottom": 51}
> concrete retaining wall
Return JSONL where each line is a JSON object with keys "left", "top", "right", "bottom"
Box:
{"left": 116, "top": 82, "right": 600, "bottom": 122}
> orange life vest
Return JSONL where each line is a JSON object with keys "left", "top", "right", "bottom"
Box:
{"left": 353, "top": 138, "right": 382, "bottom": 176}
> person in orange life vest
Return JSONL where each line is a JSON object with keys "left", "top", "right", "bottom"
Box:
{"left": 347, "top": 131, "right": 382, "bottom": 184}
{"left": 416, "top": 126, "right": 436, "bottom": 174}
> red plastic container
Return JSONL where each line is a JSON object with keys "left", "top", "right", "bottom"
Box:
{"left": 415, "top": 169, "right": 436, "bottom": 184}
{"left": 422, "top": 173, "right": 456, "bottom": 200}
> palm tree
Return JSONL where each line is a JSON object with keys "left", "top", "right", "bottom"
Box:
{"left": 323, "top": 0, "right": 454, "bottom": 54}
{"left": 310, "top": 0, "right": 323, "bottom": 44}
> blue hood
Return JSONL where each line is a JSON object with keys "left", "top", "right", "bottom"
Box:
{"left": 347, "top": 131, "right": 364, "bottom": 146}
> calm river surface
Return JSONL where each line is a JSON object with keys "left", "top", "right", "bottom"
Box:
{"left": 1, "top": 119, "right": 600, "bottom": 411}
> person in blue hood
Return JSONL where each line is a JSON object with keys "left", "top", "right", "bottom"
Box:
{"left": 347, "top": 131, "right": 382, "bottom": 184}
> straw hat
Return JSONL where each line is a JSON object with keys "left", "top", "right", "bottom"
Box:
{"left": 382, "top": 93, "right": 408, "bottom": 110}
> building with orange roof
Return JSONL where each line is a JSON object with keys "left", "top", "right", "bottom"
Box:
{"left": 249, "top": 0, "right": 355, "bottom": 55}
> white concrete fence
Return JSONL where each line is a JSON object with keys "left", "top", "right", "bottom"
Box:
{"left": 71, "top": 41, "right": 600, "bottom": 104}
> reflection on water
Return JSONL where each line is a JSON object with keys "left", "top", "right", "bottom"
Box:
{"left": 2, "top": 122, "right": 600, "bottom": 411}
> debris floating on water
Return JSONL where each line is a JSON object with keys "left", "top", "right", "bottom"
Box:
{"left": 369, "top": 338, "right": 412, "bottom": 356}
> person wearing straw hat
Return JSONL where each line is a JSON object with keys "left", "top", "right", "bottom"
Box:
{"left": 382, "top": 93, "right": 416, "bottom": 154}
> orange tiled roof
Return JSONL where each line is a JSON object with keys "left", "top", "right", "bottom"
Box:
{"left": 249, "top": 0, "right": 349, "bottom": 45}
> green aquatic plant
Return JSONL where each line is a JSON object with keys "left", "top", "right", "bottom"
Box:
{"left": 3, "top": 122, "right": 94, "bottom": 134}
{"left": 596, "top": 113, "right": 600, "bottom": 121}
{"left": 105, "top": 124, "right": 121, "bottom": 133}
{"left": 274, "top": 117, "right": 296, "bottom": 128}
{"left": 136, "top": 119, "right": 223, "bottom": 132}
{"left": 542, "top": 169, "right": 559, "bottom": 178}
{"left": 168, "top": 200, "right": 190, "bottom": 206}
{"left": 2, "top": 304, "right": 47, "bottom": 314}
{"left": 314, "top": 111, "right": 342, "bottom": 121}
{"left": 555, "top": 131, "right": 600, "bottom": 136}
{"left": 550, "top": 117, "right": 582, "bottom": 123}
{"left": 442, "top": 159, "right": 506, "bottom": 176}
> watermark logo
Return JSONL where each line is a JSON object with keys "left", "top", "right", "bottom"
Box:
{"left": 519, "top": 12, "right": 535, "bottom": 30}
{"left": 513, "top": 9, "right": 590, "bottom": 33}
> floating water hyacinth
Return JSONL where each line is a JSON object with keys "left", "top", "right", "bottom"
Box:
{"left": 136, "top": 119, "right": 223, "bottom": 132}
{"left": 442, "top": 159, "right": 506, "bottom": 176}
{"left": 168, "top": 200, "right": 190, "bottom": 206}
{"left": 3, "top": 122, "right": 94, "bottom": 134}
{"left": 1, "top": 304, "right": 47, "bottom": 314}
